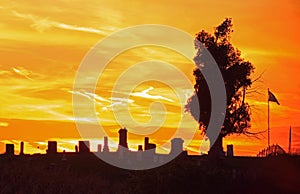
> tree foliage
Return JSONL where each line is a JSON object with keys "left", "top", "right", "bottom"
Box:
{"left": 186, "top": 18, "right": 254, "bottom": 138}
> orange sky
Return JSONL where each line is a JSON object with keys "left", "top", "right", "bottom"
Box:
{"left": 0, "top": 0, "right": 300, "bottom": 156}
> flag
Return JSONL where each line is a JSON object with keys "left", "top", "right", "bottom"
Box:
{"left": 268, "top": 90, "right": 280, "bottom": 105}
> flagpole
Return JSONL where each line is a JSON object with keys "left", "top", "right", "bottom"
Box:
{"left": 289, "top": 126, "right": 292, "bottom": 154}
{"left": 268, "top": 88, "right": 270, "bottom": 147}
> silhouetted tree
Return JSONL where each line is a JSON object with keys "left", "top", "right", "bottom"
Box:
{"left": 185, "top": 18, "right": 254, "bottom": 157}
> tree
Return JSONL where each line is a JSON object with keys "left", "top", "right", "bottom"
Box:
{"left": 185, "top": 18, "right": 254, "bottom": 157}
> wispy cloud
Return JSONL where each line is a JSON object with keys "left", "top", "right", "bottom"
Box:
{"left": 69, "top": 90, "right": 110, "bottom": 105}
{"left": 0, "top": 122, "right": 9, "bottom": 127}
{"left": 102, "top": 97, "right": 135, "bottom": 111}
{"left": 85, "top": 91, "right": 111, "bottom": 103}
{"left": 12, "top": 11, "right": 109, "bottom": 35}
{"left": 70, "top": 90, "right": 136, "bottom": 111}
{"left": 13, "top": 104, "right": 72, "bottom": 120}
{"left": 130, "top": 87, "right": 174, "bottom": 102}
{"left": 110, "top": 97, "right": 134, "bottom": 104}
{"left": 12, "top": 67, "right": 33, "bottom": 80}
{"left": 0, "top": 70, "right": 12, "bottom": 76}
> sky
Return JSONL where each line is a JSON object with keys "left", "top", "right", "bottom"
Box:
{"left": 0, "top": 0, "right": 300, "bottom": 156}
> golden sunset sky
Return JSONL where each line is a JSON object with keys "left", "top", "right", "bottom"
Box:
{"left": 0, "top": 0, "right": 300, "bottom": 156}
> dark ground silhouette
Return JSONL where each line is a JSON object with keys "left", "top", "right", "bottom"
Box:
{"left": 0, "top": 154, "right": 299, "bottom": 194}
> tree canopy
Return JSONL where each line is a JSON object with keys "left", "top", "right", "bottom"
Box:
{"left": 185, "top": 18, "right": 254, "bottom": 139}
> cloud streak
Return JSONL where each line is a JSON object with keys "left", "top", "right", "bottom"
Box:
{"left": 70, "top": 90, "right": 136, "bottom": 111}
{"left": 0, "top": 70, "right": 12, "bottom": 76}
{"left": 12, "top": 11, "right": 109, "bottom": 35}
{"left": 130, "top": 87, "right": 174, "bottom": 102}
{"left": 12, "top": 67, "right": 33, "bottom": 80}
{"left": 0, "top": 122, "right": 9, "bottom": 127}
{"left": 69, "top": 90, "right": 110, "bottom": 105}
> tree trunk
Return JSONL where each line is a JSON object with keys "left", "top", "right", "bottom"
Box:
{"left": 208, "top": 134, "right": 225, "bottom": 159}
